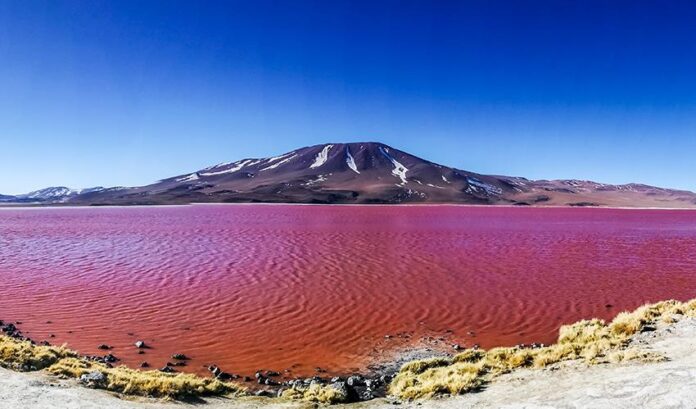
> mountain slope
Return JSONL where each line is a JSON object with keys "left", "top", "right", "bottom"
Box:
{"left": 63, "top": 142, "right": 696, "bottom": 207}
{"left": 68, "top": 142, "right": 519, "bottom": 205}
{"left": 4, "top": 142, "right": 696, "bottom": 207}
{"left": 0, "top": 194, "right": 17, "bottom": 203}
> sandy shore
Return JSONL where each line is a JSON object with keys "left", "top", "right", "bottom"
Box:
{"left": 2, "top": 317, "right": 696, "bottom": 409}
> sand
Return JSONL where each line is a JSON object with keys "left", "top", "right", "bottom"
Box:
{"left": 2, "top": 317, "right": 696, "bottom": 409}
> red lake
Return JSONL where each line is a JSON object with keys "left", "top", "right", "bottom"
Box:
{"left": 1, "top": 205, "right": 695, "bottom": 379}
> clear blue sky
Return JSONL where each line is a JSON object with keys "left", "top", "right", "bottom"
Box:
{"left": 1, "top": 0, "right": 695, "bottom": 194}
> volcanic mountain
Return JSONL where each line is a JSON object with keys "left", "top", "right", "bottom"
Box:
{"left": 57, "top": 142, "right": 694, "bottom": 207}
{"left": 4, "top": 142, "right": 696, "bottom": 207}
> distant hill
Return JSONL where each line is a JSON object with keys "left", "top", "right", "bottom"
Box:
{"left": 4, "top": 142, "right": 696, "bottom": 207}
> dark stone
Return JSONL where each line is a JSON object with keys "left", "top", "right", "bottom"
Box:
{"left": 103, "top": 354, "right": 118, "bottom": 363}
{"left": 360, "top": 388, "right": 376, "bottom": 401}
{"left": 97, "top": 344, "right": 111, "bottom": 350}
{"left": 216, "top": 372, "right": 233, "bottom": 381}
{"left": 346, "top": 375, "right": 365, "bottom": 387}
{"left": 160, "top": 366, "right": 176, "bottom": 373}
{"left": 329, "top": 381, "right": 349, "bottom": 397}
{"left": 254, "top": 390, "right": 273, "bottom": 397}
{"left": 171, "top": 353, "right": 188, "bottom": 360}
{"left": 140, "top": 362, "right": 149, "bottom": 368}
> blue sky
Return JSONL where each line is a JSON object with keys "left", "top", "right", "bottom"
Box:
{"left": 1, "top": 0, "right": 695, "bottom": 194}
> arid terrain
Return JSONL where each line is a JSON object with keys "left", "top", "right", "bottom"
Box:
{"left": 2, "top": 142, "right": 696, "bottom": 207}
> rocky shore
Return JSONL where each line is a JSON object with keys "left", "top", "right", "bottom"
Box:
{"left": 0, "top": 318, "right": 403, "bottom": 403}
{"left": 2, "top": 298, "right": 696, "bottom": 408}
{"left": 2, "top": 315, "right": 696, "bottom": 408}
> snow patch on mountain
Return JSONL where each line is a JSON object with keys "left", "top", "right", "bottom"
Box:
{"left": 200, "top": 159, "right": 255, "bottom": 176}
{"left": 345, "top": 148, "right": 360, "bottom": 174}
{"left": 265, "top": 152, "right": 295, "bottom": 164}
{"left": 261, "top": 154, "right": 297, "bottom": 171}
{"left": 77, "top": 187, "right": 105, "bottom": 194}
{"left": 303, "top": 174, "right": 329, "bottom": 186}
{"left": 310, "top": 145, "right": 334, "bottom": 169}
{"left": 21, "top": 187, "right": 78, "bottom": 200}
{"left": 176, "top": 173, "right": 200, "bottom": 182}
{"left": 379, "top": 147, "right": 408, "bottom": 186}
{"left": 467, "top": 177, "right": 502, "bottom": 195}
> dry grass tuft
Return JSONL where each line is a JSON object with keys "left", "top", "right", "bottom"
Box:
{"left": 0, "top": 336, "right": 243, "bottom": 399}
{"left": 281, "top": 383, "right": 349, "bottom": 404}
{"left": 0, "top": 337, "right": 76, "bottom": 371}
{"left": 390, "top": 298, "right": 696, "bottom": 400}
{"left": 399, "top": 357, "right": 452, "bottom": 374}
{"left": 452, "top": 349, "right": 485, "bottom": 364}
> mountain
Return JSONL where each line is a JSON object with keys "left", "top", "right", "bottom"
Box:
{"left": 18, "top": 187, "right": 79, "bottom": 202}
{"left": 1, "top": 186, "right": 107, "bottom": 204}
{"left": 60, "top": 142, "right": 696, "bottom": 207}
{"left": 3, "top": 142, "right": 696, "bottom": 207}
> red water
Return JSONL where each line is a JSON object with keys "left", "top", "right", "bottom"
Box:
{"left": 1, "top": 205, "right": 696, "bottom": 379}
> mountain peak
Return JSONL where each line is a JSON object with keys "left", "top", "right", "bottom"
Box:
{"left": 4, "top": 142, "right": 696, "bottom": 208}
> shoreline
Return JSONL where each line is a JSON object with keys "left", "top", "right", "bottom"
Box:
{"left": 3, "top": 201, "right": 696, "bottom": 210}
{"left": 2, "top": 298, "right": 695, "bottom": 406}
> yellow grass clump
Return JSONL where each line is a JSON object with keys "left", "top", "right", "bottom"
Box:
{"left": 281, "top": 382, "right": 349, "bottom": 404}
{"left": 0, "top": 336, "right": 244, "bottom": 399}
{"left": 0, "top": 336, "right": 76, "bottom": 371}
{"left": 390, "top": 298, "right": 696, "bottom": 400}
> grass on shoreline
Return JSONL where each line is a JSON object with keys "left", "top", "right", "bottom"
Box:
{"left": 281, "top": 383, "right": 349, "bottom": 404}
{"left": 2, "top": 298, "right": 695, "bottom": 403}
{"left": 0, "top": 336, "right": 243, "bottom": 399}
{"left": 389, "top": 298, "right": 696, "bottom": 400}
